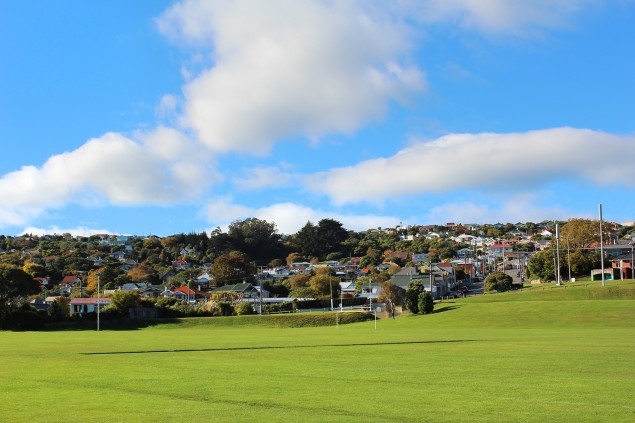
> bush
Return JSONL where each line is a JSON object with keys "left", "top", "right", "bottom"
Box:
{"left": 263, "top": 302, "right": 294, "bottom": 313}
{"left": 9, "top": 307, "right": 47, "bottom": 331}
{"left": 218, "top": 302, "right": 235, "bottom": 316}
{"left": 417, "top": 291, "right": 434, "bottom": 315}
{"left": 236, "top": 302, "right": 255, "bottom": 315}
{"left": 405, "top": 280, "right": 425, "bottom": 314}
{"left": 484, "top": 271, "right": 513, "bottom": 292}
{"left": 47, "top": 297, "right": 70, "bottom": 322}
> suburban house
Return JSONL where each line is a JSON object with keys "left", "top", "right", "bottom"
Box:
{"left": 69, "top": 297, "right": 111, "bottom": 316}
{"left": 489, "top": 244, "right": 514, "bottom": 256}
{"left": 59, "top": 275, "right": 83, "bottom": 295}
{"left": 172, "top": 286, "right": 206, "bottom": 302}
{"left": 211, "top": 283, "right": 262, "bottom": 301}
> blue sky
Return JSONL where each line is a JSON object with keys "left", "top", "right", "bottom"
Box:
{"left": 1, "top": 0, "right": 634, "bottom": 236}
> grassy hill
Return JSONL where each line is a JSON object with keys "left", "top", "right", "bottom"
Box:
{"left": 1, "top": 282, "right": 633, "bottom": 422}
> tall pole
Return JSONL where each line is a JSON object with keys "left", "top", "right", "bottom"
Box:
{"left": 567, "top": 237, "right": 572, "bottom": 283}
{"left": 599, "top": 204, "right": 605, "bottom": 287}
{"left": 555, "top": 224, "right": 561, "bottom": 285}
{"left": 97, "top": 274, "right": 100, "bottom": 332}
{"left": 329, "top": 274, "right": 334, "bottom": 311}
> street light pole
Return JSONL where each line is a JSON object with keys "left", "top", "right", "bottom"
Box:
{"left": 97, "top": 273, "right": 101, "bottom": 332}
{"left": 329, "top": 274, "right": 334, "bottom": 311}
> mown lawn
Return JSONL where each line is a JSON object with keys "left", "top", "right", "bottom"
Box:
{"left": 1, "top": 284, "right": 634, "bottom": 422}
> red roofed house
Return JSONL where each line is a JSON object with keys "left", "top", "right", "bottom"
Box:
{"left": 69, "top": 297, "right": 111, "bottom": 316}
{"left": 172, "top": 286, "right": 205, "bottom": 302}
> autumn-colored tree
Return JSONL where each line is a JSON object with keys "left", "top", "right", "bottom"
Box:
{"left": 288, "top": 273, "right": 311, "bottom": 290}
{"left": 308, "top": 273, "right": 339, "bottom": 299}
{"left": 560, "top": 219, "right": 605, "bottom": 249}
{"left": 378, "top": 281, "right": 403, "bottom": 315}
{"left": 127, "top": 265, "right": 156, "bottom": 282}
{"left": 286, "top": 252, "right": 304, "bottom": 265}
{"left": 22, "top": 260, "right": 47, "bottom": 278}
{"left": 211, "top": 251, "right": 254, "bottom": 287}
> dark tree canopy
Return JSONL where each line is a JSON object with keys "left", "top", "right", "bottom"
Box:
{"left": 0, "top": 265, "right": 41, "bottom": 327}
{"left": 405, "top": 280, "right": 425, "bottom": 314}
{"left": 228, "top": 218, "right": 282, "bottom": 264}
{"left": 483, "top": 271, "right": 513, "bottom": 292}
{"left": 211, "top": 251, "right": 255, "bottom": 287}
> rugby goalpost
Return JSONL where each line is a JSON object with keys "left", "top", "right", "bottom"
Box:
{"left": 335, "top": 306, "right": 377, "bottom": 330}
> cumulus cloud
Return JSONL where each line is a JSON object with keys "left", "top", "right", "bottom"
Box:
{"left": 20, "top": 226, "right": 113, "bottom": 237}
{"left": 403, "top": 0, "right": 595, "bottom": 37}
{"left": 157, "top": 0, "right": 425, "bottom": 154}
{"left": 232, "top": 166, "right": 301, "bottom": 190}
{"left": 425, "top": 194, "right": 573, "bottom": 225}
{"left": 308, "top": 128, "right": 635, "bottom": 205}
{"left": 0, "top": 128, "right": 215, "bottom": 228}
{"left": 202, "top": 199, "right": 401, "bottom": 234}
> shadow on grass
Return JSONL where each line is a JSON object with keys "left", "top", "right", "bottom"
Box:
{"left": 432, "top": 305, "right": 461, "bottom": 314}
{"left": 41, "top": 318, "right": 182, "bottom": 332}
{"left": 81, "top": 339, "right": 480, "bottom": 355}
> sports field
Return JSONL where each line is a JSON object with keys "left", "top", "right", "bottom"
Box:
{"left": 1, "top": 281, "right": 634, "bottom": 422}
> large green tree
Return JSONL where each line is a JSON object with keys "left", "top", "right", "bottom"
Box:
{"left": 211, "top": 251, "right": 255, "bottom": 287}
{"left": 527, "top": 250, "right": 557, "bottom": 282}
{"left": 228, "top": 218, "right": 282, "bottom": 264}
{"left": 484, "top": 271, "right": 513, "bottom": 292}
{"left": 405, "top": 280, "right": 425, "bottom": 314}
{"left": 0, "top": 265, "right": 40, "bottom": 327}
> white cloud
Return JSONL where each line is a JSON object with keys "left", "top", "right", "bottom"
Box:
{"left": 405, "top": 0, "right": 595, "bottom": 37}
{"left": 155, "top": 94, "right": 179, "bottom": 121}
{"left": 425, "top": 194, "right": 573, "bottom": 225}
{"left": 0, "top": 128, "right": 215, "bottom": 229}
{"left": 202, "top": 199, "right": 401, "bottom": 234}
{"left": 308, "top": 128, "right": 635, "bottom": 205}
{"left": 20, "top": 226, "right": 113, "bottom": 237}
{"left": 232, "top": 166, "right": 301, "bottom": 190}
{"left": 157, "top": 0, "right": 425, "bottom": 154}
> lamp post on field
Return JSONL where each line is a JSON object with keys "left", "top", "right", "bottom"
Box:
{"left": 97, "top": 273, "right": 101, "bottom": 332}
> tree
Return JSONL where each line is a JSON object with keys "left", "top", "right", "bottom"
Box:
{"left": 293, "top": 222, "right": 321, "bottom": 259}
{"left": 228, "top": 218, "right": 282, "bottom": 263}
{"left": 286, "top": 252, "right": 305, "bottom": 265}
{"left": 316, "top": 218, "right": 348, "bottom": 258}
{"left": 308, "top": 272, "right": 339, "bottom": 299}
{"left": 378, "top": 281, "right": 403, "bottom": 316}
{"left": 0, "top": 265, "right": 40, "bottom": 327}
{"left": 483, "top": 271, "right": 513, "bottom": 292}
{"left": 417, "top": 291, "right": 434, "bottom": 315}
{"left": 48, "top": 296, "right": 70, "bottom": 322}
{"left": 560, "top": 218, "right": 604, "bottom": 249}
{"left": 211, "top": 251, "right": 255, "bottom": 287}
{"left": 236, "top": 302, "right": 255, "bottom": 315}
{"left": 288, "top": 273, "right": 311, "bottom": 290}
{"left": 405, "top": 280, "right": 425, "bottom": 314}
{"left": 527, "top": 250, "right": 556, "bottom": 282}
{"left": 107, "top": 291, "right": 141, "bottom": 317}
{"left": 22, "top": 260, "right": 47, "bottom": 278}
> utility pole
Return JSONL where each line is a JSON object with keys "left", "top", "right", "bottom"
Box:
{"left": 599, "top": 204, "right": 605, "bottom": 287}
{"left": 97, "top": 273, "right": 101, "bottom": 332}
{"left": 555, "top": 224, "right": 561, "bottom": 285}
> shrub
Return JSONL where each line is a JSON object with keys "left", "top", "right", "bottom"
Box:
{"left": 417, "top": 291, "right": 434, "bottom": 315}
{"left": 405, "top": 280, "right": 425, "bottom": 314}
{"left": 236, "top": 302, "right": 255, "bottom": 315}
{"left": 48, "top": 297, "right": 70, "bottom": 322}
{"left": 484, "top": 271, "right": 513, "bottom": 292}
{"left": 218, "top": 302, "right": 235, "bottom": 316}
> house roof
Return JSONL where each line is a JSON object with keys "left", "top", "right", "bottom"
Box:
{"left": 212, "top": 283, "right": 255, "bottom": 293}
{"left": 173, "top": 286, "right": 204, "bottom": 295}
{"left": 61, "top": 276, "right": 81, "bottom": 283}
{"left": 69, "top": 298, "right": 111, "bottom": 305}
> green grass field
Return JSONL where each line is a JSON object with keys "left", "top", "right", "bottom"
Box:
{"left": 1, "top": 282, "right": 634, "bottom": 422}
